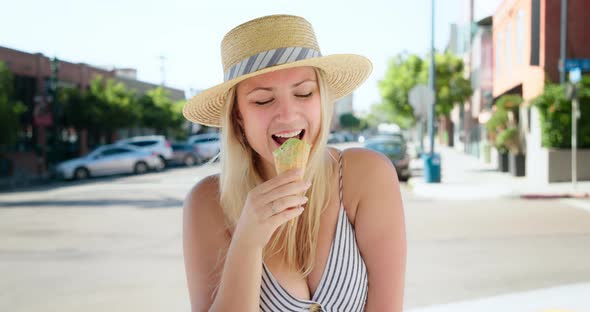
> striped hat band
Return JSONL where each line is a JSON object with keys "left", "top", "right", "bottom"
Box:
{"left": 224, "top": 47, "right": 321, "bottom": 81}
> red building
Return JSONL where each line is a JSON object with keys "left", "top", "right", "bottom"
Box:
{"left": 493, "top": 0, "right": 590, "bottom": 182}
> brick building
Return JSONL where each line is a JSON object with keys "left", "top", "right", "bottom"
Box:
{"left": 0, "top": 45, "right": 185, "bottom": 178}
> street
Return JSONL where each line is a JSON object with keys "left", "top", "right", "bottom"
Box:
{"left": 1, "top": 144, "right": 590, "bottom": 311}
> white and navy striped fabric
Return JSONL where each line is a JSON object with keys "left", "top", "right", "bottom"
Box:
{"left": 260, "top": 152, "right": 368, "bottom": 312}
{"left": 224, "top": 47, "right": 321, "bottom": 81}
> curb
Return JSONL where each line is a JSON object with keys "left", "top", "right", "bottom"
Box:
{"left": 521, "top": 193, "right": 590, "bottom": 200}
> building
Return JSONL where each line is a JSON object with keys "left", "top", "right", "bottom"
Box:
{"left": 493, "top": 0, "right": 590, "bottom": 182}
{"left": 0, "top": 45, "right": 186, "bottom": 178}
{"left": 331, "top": 94, "right": 354, "bottom": 131}
{"left": 469, "top": 16, "right": 495, "bottom": 158}
{"left": 445, "top": 1, "right": 496, "bottom": 157}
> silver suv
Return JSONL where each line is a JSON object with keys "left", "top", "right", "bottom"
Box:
{"left": 116, "top": 135, "right": 172, "bottom": 169}
{"left": 187, "top": 132, "right": 220, "bottom": 161}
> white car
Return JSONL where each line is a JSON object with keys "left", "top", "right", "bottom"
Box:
{"left": 54, "top": 144, "right": 162, "bottom": 180}
{"left": 115, "top": 135, "right": 172, "bottom": 169}
{"left": 187, "top": 133, "right": 221, "bottom": 161}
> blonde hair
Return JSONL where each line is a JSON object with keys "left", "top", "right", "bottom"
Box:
{"left": 219, "top": 68, "right": 335, "bottom": 275}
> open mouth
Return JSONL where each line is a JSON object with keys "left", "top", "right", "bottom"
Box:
{"left": 271, "top": 129, "right": 305, "bottom": 146}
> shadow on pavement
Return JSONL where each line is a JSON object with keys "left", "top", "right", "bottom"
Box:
{"left": 0, "top": 198, "right": 183, "bottom": 209}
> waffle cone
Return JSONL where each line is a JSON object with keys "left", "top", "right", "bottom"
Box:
{"left": 272, "top": 138, "right": 311, "bottom": 176}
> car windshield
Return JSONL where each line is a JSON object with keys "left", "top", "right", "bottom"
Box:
{"left": 366, "top": 140, "right": 404, "bottom": 154}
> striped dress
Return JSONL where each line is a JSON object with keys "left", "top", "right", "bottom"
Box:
{"left": 259, "top": 152, "right": 368, "bottom": 312}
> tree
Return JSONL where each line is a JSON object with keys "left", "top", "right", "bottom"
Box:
{"left": 429, "top": 53, "right": 473, "bottom": 117}
{"left": 102, "top": 78, "right": 140, "bottom": 133}
{"left": 58, "top": 86, "right": 99, "bottom": 130}
{"left": 139, "top": 87, "right": 184, "bottom": 135}
{"left": 374, "top": 54, "right": 426, "bottom": 129}
{"left": 0, "top": 62, "right": 27, "bottom": 148}
{"left": 374, "top": 52, "right": 472, "bottom": 129}
{"left": 86, "top": 77, "right": 139, "bottom": 141}
{"left": 339, "top": 113, "right": 361, "bottom": 130}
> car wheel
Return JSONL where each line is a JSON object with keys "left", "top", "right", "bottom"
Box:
{"left": 134, "top": 161, "right": 148, "bottom": 174}
{"left": 157, "top": 155, "right": 167, "bottom": 170}
{"left": 73, "top": 167, "right": 90, "bottom": 180}
{"left": 183, "top": 155, "right": 196, "bottom": 166}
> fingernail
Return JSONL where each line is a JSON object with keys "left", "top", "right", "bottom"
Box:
{"left": 302, "top": 196, "right": 308, "bottom": 202}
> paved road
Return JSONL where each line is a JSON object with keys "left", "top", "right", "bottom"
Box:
{"left": 1, "top": 143, "right": 589, "bottom": 311}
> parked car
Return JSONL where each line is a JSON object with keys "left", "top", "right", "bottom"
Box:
{"left": 54, "top": 144, "right": 163, "bottom": 180}
{"left": 186, "top": 132, "right": 220, "bottom": 161}
{"left": 327, "top": 132, "right": 345, "bottom": 144}
{"left": 115, "top": 135, "right": 172, "bottom": 169}
{"left": 339, "top": 131, "right": 356, "bottom": 142}
{"left": 364, "top": 136, "right": 411, "bottom": 181}
{"left": 170, "top": 143, "right": 202, "bottom": 166}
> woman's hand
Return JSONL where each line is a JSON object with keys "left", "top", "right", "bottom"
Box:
{"left": 232, "top": 168, "right": 311, "bottom": 250}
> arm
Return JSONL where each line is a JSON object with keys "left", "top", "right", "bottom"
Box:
{"left": 183, "top": 171, "right": 308, "bottom": 311}
{"left": 183, "top": 175, "right": 262, "bottom": 312}
{"left": 349, "top": 149, "right": 407, "bottom": 311}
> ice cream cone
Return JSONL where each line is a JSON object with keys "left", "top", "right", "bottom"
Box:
{"left": 272, "top": 138, "right": 311, "bottom": 176}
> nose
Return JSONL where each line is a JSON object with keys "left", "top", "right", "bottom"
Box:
{"left": 274, "top": 95, "right": 298, "bottom": 123}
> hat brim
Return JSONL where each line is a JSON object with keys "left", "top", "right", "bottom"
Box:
{"left": 183, "top": 54, "right": 372, "bottom": 127}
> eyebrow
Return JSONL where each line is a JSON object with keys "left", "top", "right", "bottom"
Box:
{"left": 246, "top": 79, "right": 317, "bottom": 95}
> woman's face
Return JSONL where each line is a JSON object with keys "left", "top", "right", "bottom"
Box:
{"left": 235, "top": 66, "right": 321, "bottom": 176}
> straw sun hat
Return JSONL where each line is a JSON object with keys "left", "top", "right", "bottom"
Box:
{"left": 183, "top": 14, "right": 373, "bottom": 127}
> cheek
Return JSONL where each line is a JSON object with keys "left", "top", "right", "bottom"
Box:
{"left": 242, "top": 109, "right": 271, "bottom": 139}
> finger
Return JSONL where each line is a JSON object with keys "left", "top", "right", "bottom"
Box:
{"left": 270, "top": 206, "right": 305, "bottom": 226}
{"left": 269, "top": 195, "right": 308, "bottom": 216}
{"left": 262, "top": 180, "right": 311, "bottom": 206}
{"left": 257, "top": 168, "right": 304, "bottom": 194}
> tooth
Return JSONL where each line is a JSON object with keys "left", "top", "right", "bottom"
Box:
{"left": 275, "top": 130, "right": 302, "bottom": 138}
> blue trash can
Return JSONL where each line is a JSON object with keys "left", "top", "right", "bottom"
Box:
{"left": 422, "top": 153, "right": 441, "bottom": 183}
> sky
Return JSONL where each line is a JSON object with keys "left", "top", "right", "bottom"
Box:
{"left": 1, "top": 0, "right": 502, "bottom": 114}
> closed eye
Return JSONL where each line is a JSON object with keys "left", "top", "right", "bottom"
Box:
{"left": 296, "top": 92, "right": 313, "bottom": 98}
{"left": 255, "top": 99, "right": 273, "bottom": 105}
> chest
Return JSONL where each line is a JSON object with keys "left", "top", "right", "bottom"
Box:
{"left": 264, "top": 179, "right": 358, "bottom": 300}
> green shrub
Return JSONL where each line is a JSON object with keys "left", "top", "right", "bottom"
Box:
{"left": 532, "top": 76, "right": 590, "bottom": 148}
{"left": 496, "top": 127, "right": 519, "bottom": 154}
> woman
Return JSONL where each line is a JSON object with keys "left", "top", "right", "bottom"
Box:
{"left": 183, "top": 14, "right": 406, "bottom": 312}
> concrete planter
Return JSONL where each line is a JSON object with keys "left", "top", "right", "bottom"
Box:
{"left": 509, "top": 153, "right": 526, "bottom": 177}
{"left": 498, "top": 152, "right": 509, "bottom": 172}
{"left": 527, "top": 148, "right": 590, "bottom": 183}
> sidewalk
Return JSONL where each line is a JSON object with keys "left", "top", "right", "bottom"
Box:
{"left": 407, "top": 145, "right": 590, "bottom": 201}
{"left": 406, "top": 282, "right": 590, "bottom": 312}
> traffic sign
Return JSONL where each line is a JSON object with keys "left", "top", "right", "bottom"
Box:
{"left": 409, "top": 84, "right": 434, "bottom": 120}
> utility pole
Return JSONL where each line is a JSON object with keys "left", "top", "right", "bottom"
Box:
{"left": 428, "top": 0, "right": 436, "bottom": 157}
{"left": 159, "top": 54, "right": 167, "bottom": 86}
{"left": 559, "top": 0, "right": 567, "bottom": 84}
{"left": 423, "top": 0, "right": 441, "bottom": 183}
{"left": 50, "top": 57, "right": 61, "bottom": 164}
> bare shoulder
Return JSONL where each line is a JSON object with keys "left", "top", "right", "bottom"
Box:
{"left": 183, "top": 172, "right": 227, "bottom": 241}
{"left": 183, "top": 174, "right": 229, "bottom": 310}
{"left": 341, "top": 147, "right": 399, "bottom": 185}
{"left": 185, "top": 174, "right": 221, "bottom": 212}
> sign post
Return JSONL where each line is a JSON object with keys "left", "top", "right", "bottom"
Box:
{"left": 567, "top": 67, "right": 581, "bottom": 191}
